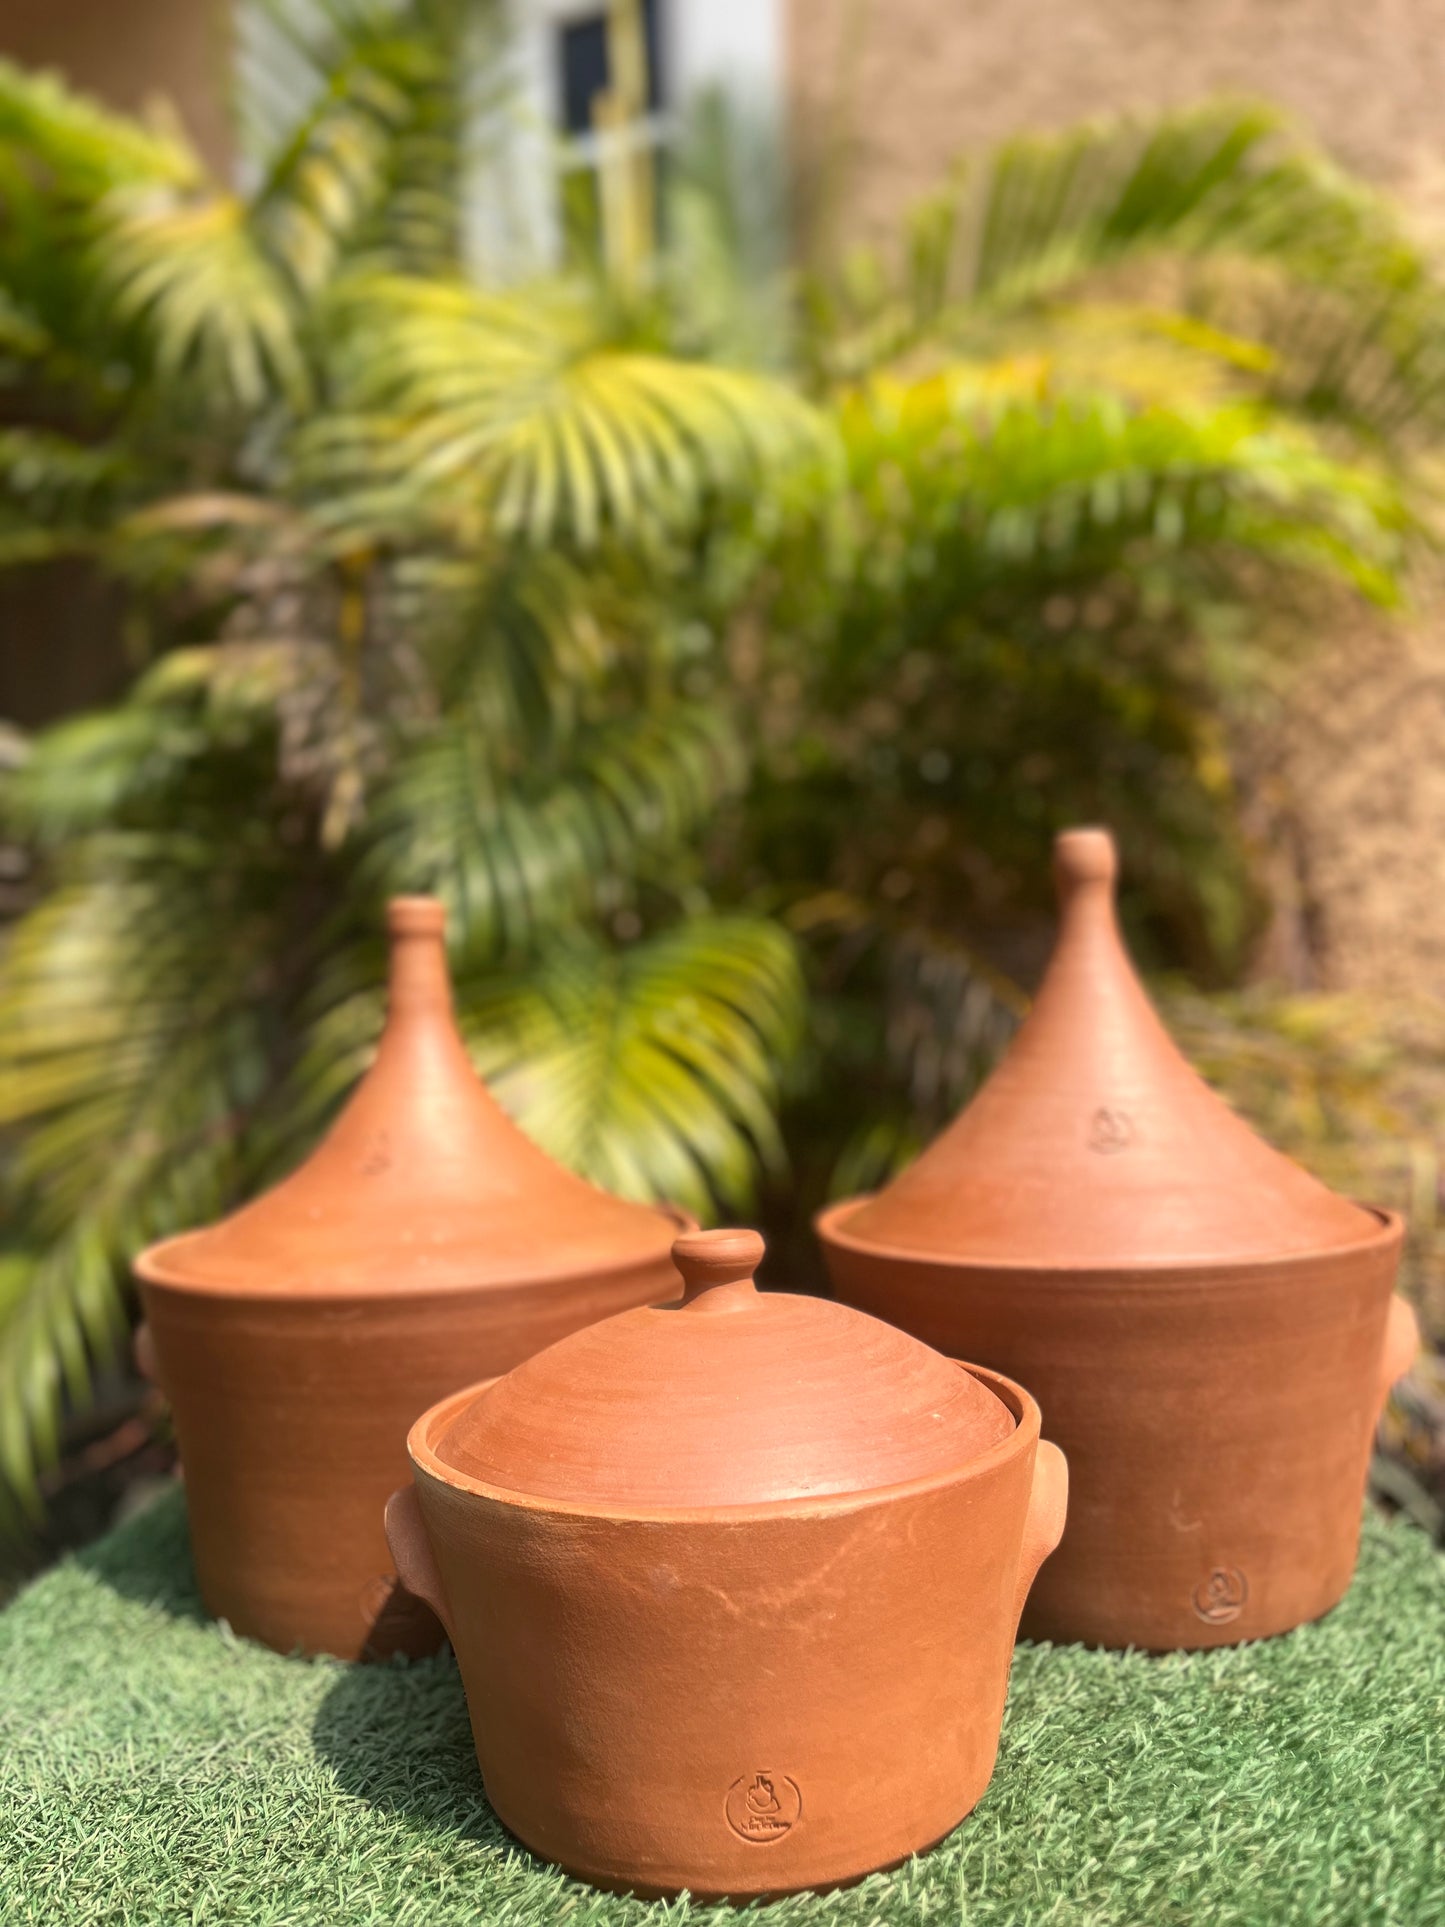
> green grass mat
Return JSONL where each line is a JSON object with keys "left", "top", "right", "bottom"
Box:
{"left": 2, "top": 1489, "right": 1443, "bottom": 1926}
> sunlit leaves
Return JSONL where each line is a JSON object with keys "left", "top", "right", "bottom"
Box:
{"left": 456, "top": 920, "right": 805, "bottom": 1219}
{"left": 369, "top": 701, "right": 747, "bottom": 952}
{"left": 838, "top": 381, "right": 1414, "bottom": 606}
{"left": 0, "top": 871, "right": 287, "bottom": 1519}
{"left": 315, "top": 275, "right": 826, "bottom": 545}
{"left": 0, "top": 58, "right": 196, "bottom": 197}
{"left": 100, "top": 189, "right": 307, "bottom": 408}
{"left": 813, "top": 97, "right": 1445, "bottom": 443}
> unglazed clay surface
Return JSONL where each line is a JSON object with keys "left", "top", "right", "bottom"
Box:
{"left": 135, "top": 898, "right": 683, "bottom": 1660}
{"left": 436, "top": 1228, "right": 1013, "bottom": 1507}
{"left": 388, "top": 1228, "right": 1068, "bottom": 1899}
{"left": 140, "top": 898, "right": 672, "bottom": 1294}
{"left": 841, "top": 829, "right": 1380, "bottom": 1266}
{"left": 819, "top": 827, "right": 1414, "bottom": 1650}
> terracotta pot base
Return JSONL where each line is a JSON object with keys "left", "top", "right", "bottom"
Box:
{"left": 136, "top": 898, "right": 684, "bottom": 1660}
{"left": 822, "top": 1207, "right": 1411, "bottom": 1650}
{"left": 818, "top": 828, "right": 1415, "bottom": 1651}
{"left": 387, "top": 1230, "right": 1068, "bottom": 1896}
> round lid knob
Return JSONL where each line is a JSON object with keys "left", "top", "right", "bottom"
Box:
{"left": 672, "top": 1227, "right": 764, "bottom": 1310}
{"left": 434, "top": 1228, "right": 1015, "bottom": 1509}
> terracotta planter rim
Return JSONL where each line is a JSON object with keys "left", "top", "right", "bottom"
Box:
{"left": 407, "top": 1359, "right": 1040, "bottom": 1525}
{"left": 816, "top": 1195, "right": 1403, "bottom": 1280}
{"left": 134, "top": 1201, "right": 693, "bottom": 1299}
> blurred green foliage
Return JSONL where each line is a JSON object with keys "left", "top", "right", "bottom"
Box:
{"left": 1, "top": 3, "right": 1444, "bottom": 1527}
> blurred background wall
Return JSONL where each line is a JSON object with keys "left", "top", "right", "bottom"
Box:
{"left": 787, "top": 0, "right": 1445, "bottom": 232}
{"left": 0, "top": 0, "right": 232, "bottom": 172}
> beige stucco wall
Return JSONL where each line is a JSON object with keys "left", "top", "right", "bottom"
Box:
{"left": 787, "top": 0, "right": 1445, "bottom": 242}
{"left": 0, "top": 0, "right": 232, "bottom": 173}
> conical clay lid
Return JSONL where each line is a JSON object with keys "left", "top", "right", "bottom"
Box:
{"left": 840, "top": 829, "right": 1379, "bottom": 1269}
{"left": 437, "top": 1228, "right": 1015, "bottom": 1508}
{"left": 138, "top": 899, "right": 678, "bottom": 1295}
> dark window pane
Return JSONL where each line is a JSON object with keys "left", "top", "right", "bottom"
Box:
{"left": 558, "top": 0, "right": 663, "bottom": 137}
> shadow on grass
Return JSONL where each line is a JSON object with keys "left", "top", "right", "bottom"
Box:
{"left": 311, "top": 1649, "right": 532, "bottom": 1864}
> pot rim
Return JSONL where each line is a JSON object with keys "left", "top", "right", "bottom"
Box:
{"left": 407, "top": 1360, "right": 1041, "bottom": 1524}
{"left": 134, "top": 1201, "right": 693, "bottom": 1300}
{"left": 814, "top": 1195, "right": 1405, "bottom": 1281}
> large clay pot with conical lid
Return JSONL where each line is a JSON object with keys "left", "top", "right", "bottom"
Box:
{"left": 135, "top": 899, "right": 685, "bottom": 1661}
{"left": 818, "top": 828, "right": 1417, "bottom": 1651}
{"left": 385, "top": 1227, "right": 1068, "bottom": 1899}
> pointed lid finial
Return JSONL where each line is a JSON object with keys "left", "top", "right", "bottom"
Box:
{"left": 136, "top": 897, "right": 679, "bottom": 1296}
{"left": 432, "top": 1225, "right": 1016, "bottom": 1508}
{"left": 835, "top": 828, "right": 1380, "bottom": 1268}
{"left": 1053, "top": 825, "right": 1117, "bottom": 890}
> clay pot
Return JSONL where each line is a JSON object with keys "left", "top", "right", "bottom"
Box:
{"left": 135, "top": 898, "right": 685, "bottom": 1661}
{"left": 386, "top": 1227, "right": 1067, "bottom": 1900}
{"left": 818, "top": 827, "right": 1417, "bottom": 1651}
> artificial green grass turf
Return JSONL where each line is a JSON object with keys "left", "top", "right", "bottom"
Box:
{"left": 1, "top": 1492, "right": 1442, "bottom": 1927}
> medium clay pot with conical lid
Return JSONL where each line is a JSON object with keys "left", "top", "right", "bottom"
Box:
{"left": 385, "top": 1227, "right": 1067, "bottom": 1899}
{"left": 818, "top": 828, "right": 1417, "bottom": 1651}
{"left": 136, "top": 899, "right": 685, "bottom": 1661}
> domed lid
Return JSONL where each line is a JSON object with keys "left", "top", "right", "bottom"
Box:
{"left": 137, "top": 898, "right": 678, "bottom": 1295}
{"left": 434, "top": 1228, "right": 1015, "bottom": 1508}
{"left": 838, "top": 829, "right": 1380, "bottom": 1269}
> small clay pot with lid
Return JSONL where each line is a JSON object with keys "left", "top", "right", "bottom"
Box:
{"left": 386, "top": 1227, "right": 1067, "bottom": 1899}
{"left": 819, "top": 828, "right": 1417, "bottom": 1651}
{"left": 135, "top": 899, "right": 685, "bottom": 1661}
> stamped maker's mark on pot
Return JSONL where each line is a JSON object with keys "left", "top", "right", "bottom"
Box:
{"left": 359, "top": 1129, "right": 392, "bottom": 1177}
{"left": 1193, "top": 1566, "right": 1249, "bottom": 1624}
{"left": 1088, "top": 1107, "right": 1134, "bottom": 1154}
{"left": 725, "top": 1772, "right": 801, "bottom": 1844}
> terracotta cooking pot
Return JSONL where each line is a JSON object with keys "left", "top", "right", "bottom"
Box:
{"left": 386, "top": 1227, "right": 1067, "bottom": 1900}
{"left": 135, "top": 899, "right": 685, "bottom": 1661}
{"left": 818, "top": 828, "right": 1417, "bottom": 1652}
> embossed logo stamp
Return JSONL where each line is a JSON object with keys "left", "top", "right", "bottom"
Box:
{"left": 1089, "top": 1107, "right": 1135, "bottom": 1154}
{"left": 1193, "top": 1566, "right": 1249, "bottom": 1624}
{"left": 725, "top": 1772, "right": 802, "bottom": 1844}
{"left": 360, "top": 1129, "right": 392, "bottom": 1177}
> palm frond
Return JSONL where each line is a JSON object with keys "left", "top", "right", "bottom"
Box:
{"left": 250, "top": 12, "right": 463, "bottom": 288}
{"left": 662, "top": 86, "right": 796, "bottom": 369}
{"left": 457, "top": 919, "right": 805, "bottom": 1218}
{"left": 285, "top": 915, "right": 805, "bottom": 1224}
{"left": 813, "top": 98, "right": 1445, "bottom": 418}
{"left": 839, "top": 381, "right": 1416, "bottom": 606}
{"left": 368, "top": 701, "right": 747, "bottom": 953}
{"left": 312, "top": 275, "right": 827, "bottom": 545}
{"left": 96, "top": 185, "right": 307, "bottom": 410}
{"left": 0, "top": 58, "right": 195, "bottom": 196}
{"left": 0, "top": 871, "right": 287, "bottom": 1519}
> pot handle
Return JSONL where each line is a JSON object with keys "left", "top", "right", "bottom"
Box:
{"left": 1377, "top": 1294, "right": 1420, "bottom": 1415}
{"left": 384, "top": 1484, "right": 454, "bottom": 1642}
{"left": 1014, "top": 1439, "right": 1068, "bottom": 1631}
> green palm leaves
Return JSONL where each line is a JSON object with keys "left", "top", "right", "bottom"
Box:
{"left": 0, "top": 28, "right": 815, "bottom": 1528}
{"left": 317, "top": 274, "right": 824, "bottom": 545}
{"left": 2, "top": 37, "right": 1444, "bottom": 1538}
